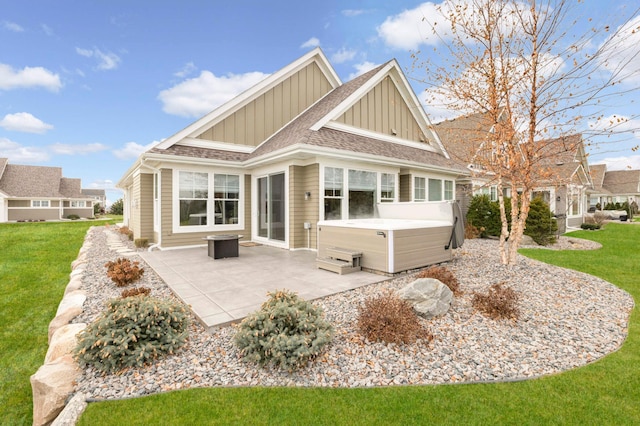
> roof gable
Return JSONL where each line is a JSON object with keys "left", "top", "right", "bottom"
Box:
{"left": 310, "top": 60, "right": 448, "bottom": 157}
{"left": 155, "top": 48, "right": 341, "bottom": 151}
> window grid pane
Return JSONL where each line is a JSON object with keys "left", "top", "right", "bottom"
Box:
{"left": 414, "top": 177, "right": 426, "bottom": 201}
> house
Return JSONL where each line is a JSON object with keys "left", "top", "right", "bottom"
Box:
{"left": 0, "top": 158, "right": 95, "bottom": 222}
{"left": 435, "top": 113, "right": 592, "bottom": 232}
{"left": 81, "top": 188, "right": 107, "bottom": 210}
{"left": 117, "top": 48, "right": 466, "bottom": 251}
{"left": 589, "top": 164, "right": 640, "bottom": 208}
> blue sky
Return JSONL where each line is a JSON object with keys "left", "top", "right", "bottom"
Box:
{"left": 1, "top": 1, "right": 639, "bottom": 204}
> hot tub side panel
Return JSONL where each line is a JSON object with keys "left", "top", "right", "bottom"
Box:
{"left": 391, "top": 226, "right": 452, "bottom": 272}
{"left": 317, "top": 225, "right": 388, "bottom": 272}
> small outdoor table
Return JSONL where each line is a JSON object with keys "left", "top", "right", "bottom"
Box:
{"left": 203, "top": 234, "right": 243, "bottom": 259}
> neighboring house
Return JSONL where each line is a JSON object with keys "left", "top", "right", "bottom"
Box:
{"left": 532, "top": 134, "right": 592, "bottom": 232}
{"left": 81, "top": 189, "right": 107, "bottom": 209}
{"left": 435, "top": 113, "right": 591, "bottom": 232}
{"left": 589, "top": 165, "right": 640, "bottom": 207}
{"left": 0, "top": 158, "right": 94, "bottom": 222}
{"left": 117, "top": 48, "right": 466, "bottom": 250}
{"left": 434, "top": 112, "right": 501, "bottom": 215}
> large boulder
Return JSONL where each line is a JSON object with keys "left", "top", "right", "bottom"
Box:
{"left": 46, "top": 323, "right": 86, "bottom": 364}
{"left": 399, "top": 278, "right": 453, "bottom": 319}
{"left": 30, "top": 355, "right": 81, "bottom": 426}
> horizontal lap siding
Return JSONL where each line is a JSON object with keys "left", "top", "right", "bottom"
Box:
{"left": 8, "top": 209, "right": 59, "bottom": 221}
{"left": 392, "top": 227, "right": 452, "bottom": 272}
{"left": 139, "top": 174, "right": 154, "bottom": 240}
{"left": 289, "top": 164, "right": 319, "bottom": 249}
{"left": 399, "top": 174, "right": 411, "bottom": 202}
{"left": 62, "top": 208, "right": 93, "bottom": 218}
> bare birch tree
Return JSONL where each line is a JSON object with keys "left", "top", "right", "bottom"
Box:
{"left": 416, "top": 0, "right": 640, "bottom": 264}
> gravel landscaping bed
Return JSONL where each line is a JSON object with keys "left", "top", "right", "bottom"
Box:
{"left": 73, "top": 227, "right": 633, "bottom": 400}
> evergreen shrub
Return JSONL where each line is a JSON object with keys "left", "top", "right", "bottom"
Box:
{"left": 524, "top": 197, "right": 558, "bottom": 245}
{"left": 121, "top": 286, "right": 151, "bottom": 298}
{"left": 74, "top": 296, "right": 189, "bottom": 373}
{"left": 234, "top": 289, "right": 333, "bottom": 371}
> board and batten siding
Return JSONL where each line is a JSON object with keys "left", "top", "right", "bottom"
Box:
{"left": 159, "top": 169, "right": 252, "bottom": 248}
{"left": 289, "top": 164, "right": 319, "bottom": 250}
{"left": 196, "top": 62, "right": 333, "bottom": 147}
{"left": 336, "top": 75, "right": 430, "bottom": 144}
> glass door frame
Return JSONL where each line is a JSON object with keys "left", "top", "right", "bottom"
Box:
{"left": 252, "top": 169, "right": 288, "bottom": 248}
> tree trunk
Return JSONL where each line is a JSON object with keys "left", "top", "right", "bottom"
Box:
{"left": 497, "top": 176, "right": 509, "bottom": 265}
{"left": 507, "top": 190, "right": 532, "bottom": 264}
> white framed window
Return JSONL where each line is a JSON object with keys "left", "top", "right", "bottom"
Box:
{"left": 414, "top": 177, "right": 426, "bottom": 201}
{"left": 380, "top": 173, "right": 395, "bottom": 203}
{"left": 444, "top": 180, "right": 454, "bottom": 201}
{"left": 324, "top": 167, "right": 343, "bottom": 220}
{"left": 175, "top": 170, "right": 243, "bottom": 231}
{"left": 428, "top": 178, "right": 442, "bottom": 201}
{"left": 214, "top": 174, "right": 240, "bottom": 224}
{"left": 348, "top": 169, "right": 377, "bottom": 218}
{"left": 70, "top": 201, "right": 86, "bottom": 208}
{"left": 32, "top": 200, "right": 50, "bottom": 207}
{"left": 179, "top": 171, "right": 208, "bottom": 226}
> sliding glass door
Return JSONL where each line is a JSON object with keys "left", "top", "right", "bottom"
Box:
{"left": 257, "top": 173, "right": 285, "bottom": 242}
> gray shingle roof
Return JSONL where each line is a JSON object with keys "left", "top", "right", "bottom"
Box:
{"left": 0, "top": 159, "right": 87, "bottom": 199}
{"left": 146, "top": 61, "right": 463, "bottom": 174}
{"left": 602, "top": 170, "right": 640, "bottom": 194}
{"left": 589, "top": 164, "right": 607, "bottom": 191}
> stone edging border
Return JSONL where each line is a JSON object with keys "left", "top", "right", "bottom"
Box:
{"left": 30, "top": 228, "right": 93, "bottom": 426}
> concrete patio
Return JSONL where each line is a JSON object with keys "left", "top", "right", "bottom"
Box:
{"left": 140, "top": 244, "right": 386, "bottom": 330}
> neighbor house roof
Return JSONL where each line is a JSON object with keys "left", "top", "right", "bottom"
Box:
{"left": 81, "top": 189, "right": 106, "bottom": 197}
{"left": 434, "top": 112, "right": 496, "bottom": 168}
{"left": 588, "top": 164, "right": 609, "bottom": 194}
{"left": 0, "top": 158, "right": 88, "bottom": 199}
{"left": 602, "top": 169, "right": 640, "bottom": 195}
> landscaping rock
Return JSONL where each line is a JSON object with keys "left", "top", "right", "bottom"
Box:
{"left": 51, "top": 392, "right": 87, "bottom": 426}
{"left": 55, "top": 291, "right": 86, "bottom": 317}
{"left": 63, "top": 276, "right": 83, "bottom": 296}
{"left": 31, "top": 355, "right": 80, "bottom": 426}
{"left": 520, "top": 235, "right": 536, "bottom": 245}
{"left": 46, "top": 323, "right": 86, "bottom": 363}
{"left": 48, "top": 308, "right": 83, "bottom": 343}
{"left": 398, "top": 278, "right": 453, "bottom": 318}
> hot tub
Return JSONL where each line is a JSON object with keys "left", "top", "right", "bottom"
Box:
{"left": 317, "top": 202, "right": 463, "bottom": 274}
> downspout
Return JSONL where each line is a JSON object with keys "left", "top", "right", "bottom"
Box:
{"left": 140, "top": 156, "right": 162, "bottom": 251}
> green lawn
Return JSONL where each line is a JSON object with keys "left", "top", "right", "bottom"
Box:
{"left": 0, "top": 219, "right": 118, "bottom": 426}
{"left": 77, "top": 223, "right": 639, "bottom": 425}
{"left": 3, "top": 221, "right": 637, "bottom": 425}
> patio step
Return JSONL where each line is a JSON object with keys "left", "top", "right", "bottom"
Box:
{"left": 326, "top": 247, "right": 362, "bottom": 267}
{"left": 316, "top": 257, "right": 361, "bottom": 275}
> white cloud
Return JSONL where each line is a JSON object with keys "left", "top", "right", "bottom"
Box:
{"left": 595, "top": 155, "right": 640, "bottom": 171}
{"left": 589, "top": 114, "right": 640, "bottom": 137}
{"left": 377, "top": 2, "right": 450, "bottom": 50}
{"left": 76, "top": 47, "right": 121, "bottom": 71}
{"left": 348, "top": 61, "right": 378, "bottom": 80}
{"left": 0, "top": 137, "right": 49, "bottom": 162}
{"left": 0, "top": 112, "right": 53, "bottom": 134}
{"left": 112, "top": 140, "right": 161, "bottom": 160}
{"left": 175, "top": 62, "right": 197, "bottom": 78}
{"left": 300, "top": 37, "right": 320, "bottom": 49}
{"left": 598, "top": 15, "right": 640, "bottom": 85}
{"left": 0, "top": 63, "right": 62, "bottom": 92}
{"left": 3, "top": 21, "right": 24, "bottom": 32}
{"left": 50, "top": 142, "right": 108, "bottom": 155}
{"left": 342, "top": 9, "right": 366, "bottom": 17}
{"left": 158, "top": 70, "right": 269, "bottom": 117}
{"left": 331, "top": 48, "right": 357, "bottom": 64}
